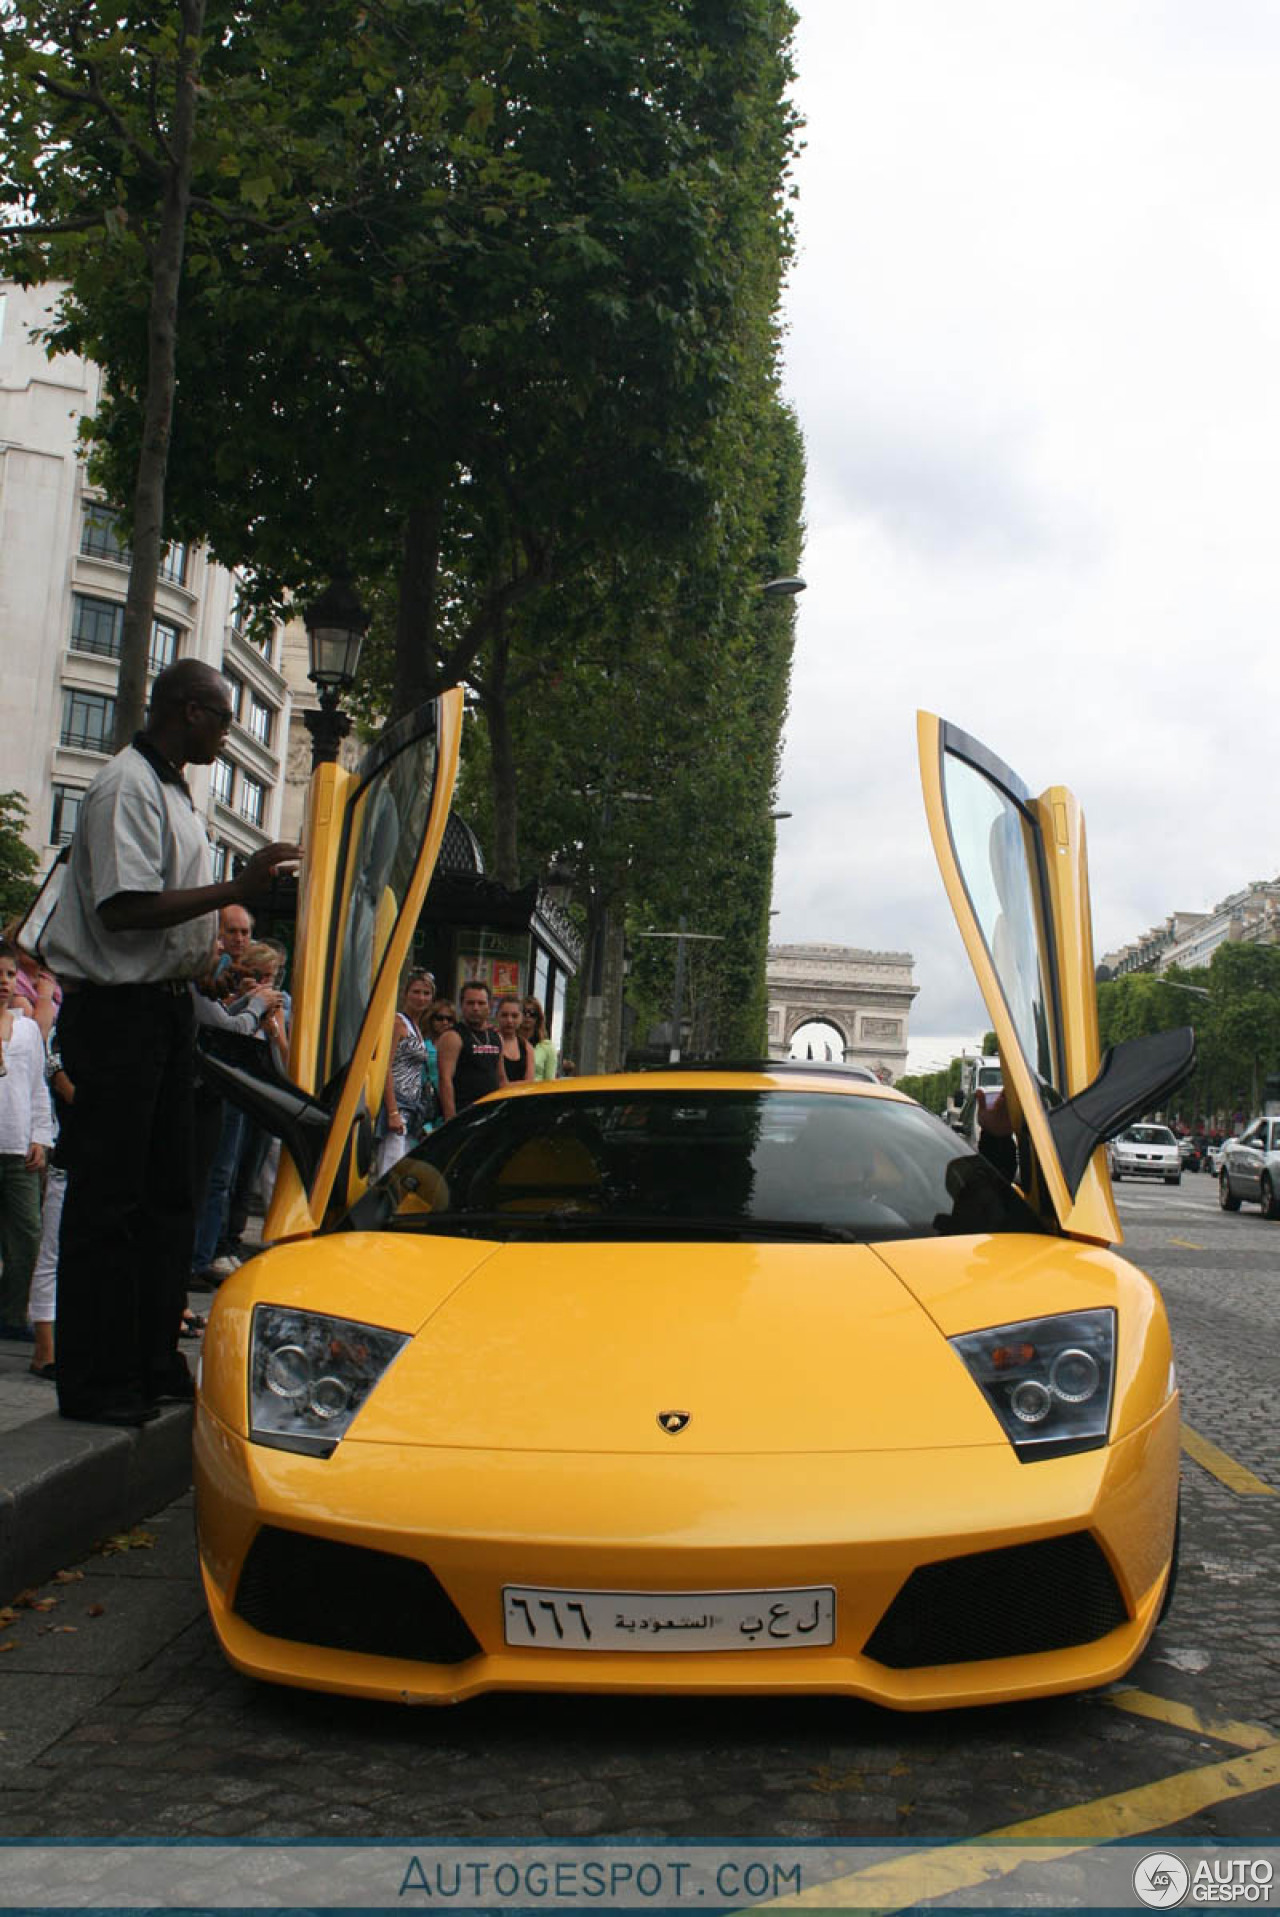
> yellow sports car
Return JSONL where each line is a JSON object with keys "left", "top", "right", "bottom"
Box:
{"left": 194, "top": 704, "right": 1193, "bottom": 1710}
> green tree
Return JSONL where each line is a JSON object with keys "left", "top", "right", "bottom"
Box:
{"left": 67, "top": 1, "right": 800, "bottom": 723}
{"left": 0, "top": 792, "right": 40, "bottom": 926}
{"left": 1, "top": 0, "right": 216, "bottom": 743}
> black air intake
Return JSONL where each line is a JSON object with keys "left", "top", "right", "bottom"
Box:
{"left": 863, "top": 1532, "right": 1128, "bottom": 1668}
{"left": 233, "top": 1527, "right": 481, "bottom": 1664}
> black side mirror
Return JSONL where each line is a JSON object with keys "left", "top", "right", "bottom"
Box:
{"left": 1047, "top": 1027, "right": 1196, "bottom": 1196}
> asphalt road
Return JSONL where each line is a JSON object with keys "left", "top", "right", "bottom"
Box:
{"left": 1, "top": 1172, "right": 1276, "bottom": 1853}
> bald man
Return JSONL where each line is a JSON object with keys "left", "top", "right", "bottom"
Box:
{"left": 44, "top": 659, "right": 298, "bottom": 1426}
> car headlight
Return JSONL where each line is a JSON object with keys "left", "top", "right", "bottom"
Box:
{"left": 249, "top": 1305, "right": 409, "bottom": 1457}
{"left": 949, "top": 1309, "right": 1116, "bottom": 1460}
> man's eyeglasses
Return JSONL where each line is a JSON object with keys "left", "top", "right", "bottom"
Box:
{"left": 193, "top": 701, "right": 234, "bottom": 725}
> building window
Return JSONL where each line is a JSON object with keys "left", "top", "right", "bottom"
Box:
{"left": 149, "top": 618, "right": 179, "bottom": 673}
{"left": 247, "top": 694, "right": 274, "bottom": 748}
{"left": 158, "top": 543, "right": 188, "bottom": 587}
{"left": 210, "top": 756, "right": 235, "bottom": 807}
{"left": 71, "top": 595, "right": 182, "bottom": 673}
{"left": 80, "top": 502, "right": 130, "bottom": 564}
{"left": 60, "top": 688, "right": 115, "bottom": 753}
{"left": 238, "top": 773, "right": 265, "bottom": 827}
{"left": 231, "top": 582, "right": 274, "bottom": 662}
{"left": 71, "top": 593, "right": 124, "bottom": 658}
{"left": 80, "top": 503, "right": 186, "bottom": 584}
{"left": 50, "top": 783, "right": 85, "bottom": 844}
{"left": 210, "top": 841, "right": 228, "bottom": 881}
{"left": 225, "top": 674, "right": 244, "bottom": 722}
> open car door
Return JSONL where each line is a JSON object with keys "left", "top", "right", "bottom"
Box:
{"left": 199, "top": 691, "right": 463, "bottom": 1240}
{"left": 918, "top": 713, "right": 1194, "bottom": 1243}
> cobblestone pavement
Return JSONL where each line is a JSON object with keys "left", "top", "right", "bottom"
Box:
{"left": 1, "top": 1175, "right": 1276, "bottom": 1844}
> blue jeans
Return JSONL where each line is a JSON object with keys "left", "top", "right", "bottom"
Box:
{"left": 192, "top": 1104, "right": 247, "bottom": 1273}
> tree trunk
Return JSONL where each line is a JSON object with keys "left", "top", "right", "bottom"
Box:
{"left": 112, "top": 0, "right": 206, "bottom": 748}
{"left": 483, "top": 617, "right": 520, "bottom": 888}
{"left": 391, "top": 488, "right": 446, "bottom": 718}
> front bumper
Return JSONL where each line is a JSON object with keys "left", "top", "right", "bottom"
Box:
{"left": 1111, "top": 1156, "right": 1180, "bottom": 1178}
{"left": 194, "top": 1397, "right": 1180, "bottom": 1712}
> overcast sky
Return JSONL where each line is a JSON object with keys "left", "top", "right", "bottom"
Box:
{"left": 773, "top": 1, "right": 1280, "bottom": 1055}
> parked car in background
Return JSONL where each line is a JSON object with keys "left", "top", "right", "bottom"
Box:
{"left": 1218, "top": 1118, "right": 1280, "bottom": 1217}
{"left": 1206, "top": 1135, "right": 1233, "bottom": 1176}
{"left": 1107, "top": 1125, "right": 1181, "bottom": 1185}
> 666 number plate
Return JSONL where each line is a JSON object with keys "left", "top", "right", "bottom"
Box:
{"left": 502, "top": 1585, "right": 835, "bottom": 1652}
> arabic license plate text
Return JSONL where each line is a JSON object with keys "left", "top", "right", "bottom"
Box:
{"left": 501, "top": 1585, "right": 836, "bottom": 1651}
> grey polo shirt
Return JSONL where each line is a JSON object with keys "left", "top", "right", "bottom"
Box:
{"left": 43, "top": 740, "right": 218, "bottom": 986}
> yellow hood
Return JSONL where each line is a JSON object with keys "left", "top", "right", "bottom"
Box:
{"left": 349, "top": 1239, "right": 1000, "bottom": 1454}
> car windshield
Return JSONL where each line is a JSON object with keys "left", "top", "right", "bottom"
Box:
{"left": 343, "top": 1089, "right": 1050, "bottom": 1244}
{"left": 1122, "top": 1126, "right": 1176, "bottom": 1146}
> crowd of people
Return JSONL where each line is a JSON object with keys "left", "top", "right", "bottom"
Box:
{"left": 0, "top": 657, "right": 573, "bottom": 1426}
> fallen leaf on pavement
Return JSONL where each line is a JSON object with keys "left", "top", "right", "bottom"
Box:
{"left": 54, "top": 1569, "right": 85, "bottom": 1584}
{"left": 98, "top": 1527, "right": 158, "bottom": 1555}
{"left": 86, "top": 1604, "right": 106, "bottom": 1618}
{"left": 28, "top": 1597, "right": 57, "bottom": 1613}
{"left": 0, "top": 1608, "right": 18, "bottom": 1630}
{"left": 0, "top": 1641, "right": 15, "bottom": 1654}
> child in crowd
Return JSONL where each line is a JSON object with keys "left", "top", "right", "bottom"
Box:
{"left": 0, "top": 939, "right": 54, "bottom": 1344}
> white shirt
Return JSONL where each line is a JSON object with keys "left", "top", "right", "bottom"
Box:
{"left": 42, "top": 742, "right": 217, "bottom": 986}
{"left": 0, "top": 1017, "right": 54, "bottom": 1153}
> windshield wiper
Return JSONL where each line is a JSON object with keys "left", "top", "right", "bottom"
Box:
{"left": 386, "top": 1208, "right": 861, "bottom": 1242}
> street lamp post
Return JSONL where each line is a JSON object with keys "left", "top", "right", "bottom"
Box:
{"left": 636, "top": 924, "right": 725, "bottom": 1063}
{"left": 302, "top": 577, "right": 370, "bottom": 770}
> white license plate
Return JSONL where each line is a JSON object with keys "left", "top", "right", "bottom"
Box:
{"left": 502, "top": 1585, "right": 835, "bottom": 1651}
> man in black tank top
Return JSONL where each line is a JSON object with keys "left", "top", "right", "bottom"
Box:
{"left": 436, "top": 979, "right": 503, "bottom": 1120}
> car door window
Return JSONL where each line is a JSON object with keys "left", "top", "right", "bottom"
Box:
{"left": 938, "top": 744, "right": 1063, "bottom": 1107}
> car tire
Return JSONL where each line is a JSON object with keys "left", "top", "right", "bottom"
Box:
{"left": 1164, "top": 1173, "right": 1181, "bottom": 1185}
{"left": 1111, "top": 1168, "right": 1121, "bottom": 1182}
{"left": 1220, "top": 1171, "right": 1241, "bottom": 1211}
{"left": 1261, "top": 1173, "right": 1280, "bottom": 1220}
{"left": 1157, "top": 1496, "right": 1181, "bottom": 1626}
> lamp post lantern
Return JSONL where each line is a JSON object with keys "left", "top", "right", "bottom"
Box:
{"left": 303, "top": 577, "right": 370, "bottom": 769}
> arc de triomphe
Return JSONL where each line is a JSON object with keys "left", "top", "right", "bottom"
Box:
{"left": 766, "top": 944, "right": 918, "bottom": 1082}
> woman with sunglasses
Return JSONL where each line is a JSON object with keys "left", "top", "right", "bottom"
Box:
{"left": 519, "top": 997, "right": 558, "bottom": 1080}
{"left": 376, "top": 971, "right": 435, "bottom": 1175}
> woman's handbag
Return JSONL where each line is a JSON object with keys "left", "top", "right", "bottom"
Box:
{"left": 12, "top": 845, "right": 70, "bottom": 962}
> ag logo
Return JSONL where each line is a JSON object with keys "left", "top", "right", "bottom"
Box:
{"left": 658, "top": 1410, "right": 691, "bottom": 1434}
{"left": 1134, "top": 1854, "right": 1190, "bottom": 1908}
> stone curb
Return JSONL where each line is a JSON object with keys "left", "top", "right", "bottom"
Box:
{"left": 0, "top": 1405, "right": 193, "bottom": 1602}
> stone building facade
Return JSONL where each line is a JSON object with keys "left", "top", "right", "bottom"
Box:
{"left": 766, "top": 943, "right": 918, "bottom": 1081}
{"left": 0, "top": 281, "right": 291, "bottom": 879}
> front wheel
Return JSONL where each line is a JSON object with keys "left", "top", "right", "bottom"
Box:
{"left": 1261, "top": 1173, "right": 1280, "bottom": 1220}
{"left": 1164, "top": 1173, "right": 1181, "bottom": 1185}
{"left": 1220, "top": 1171, "right": 1241, "bottom": 1211}
{"left": 1111, "top": 1168, "right": 1122, "bottom": 1182}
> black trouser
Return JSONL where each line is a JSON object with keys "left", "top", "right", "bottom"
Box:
{"left": 56, "top": 983, "right": 195, "bottom": 1415}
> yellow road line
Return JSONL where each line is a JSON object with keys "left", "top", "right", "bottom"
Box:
{"left": 1181, "top": 1423, "right": 1276, "bottom": 1496}
{"left": 763, "top": 1739, "right": 1280, "bottom": 1911}
{"left": 1106, "top": 1686, "right": 1277, "bottom": 1751}
{"left": 1168, "top": 1237, "right": 1204, "bottom": 1249}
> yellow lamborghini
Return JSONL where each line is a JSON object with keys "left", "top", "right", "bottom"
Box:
{"left": 194, "top": 704, "right": 1193, "bottom": 1710}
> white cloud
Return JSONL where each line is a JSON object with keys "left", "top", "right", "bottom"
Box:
{"left": 774, "top": 0, "right": 1280, "bottom": 1041}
